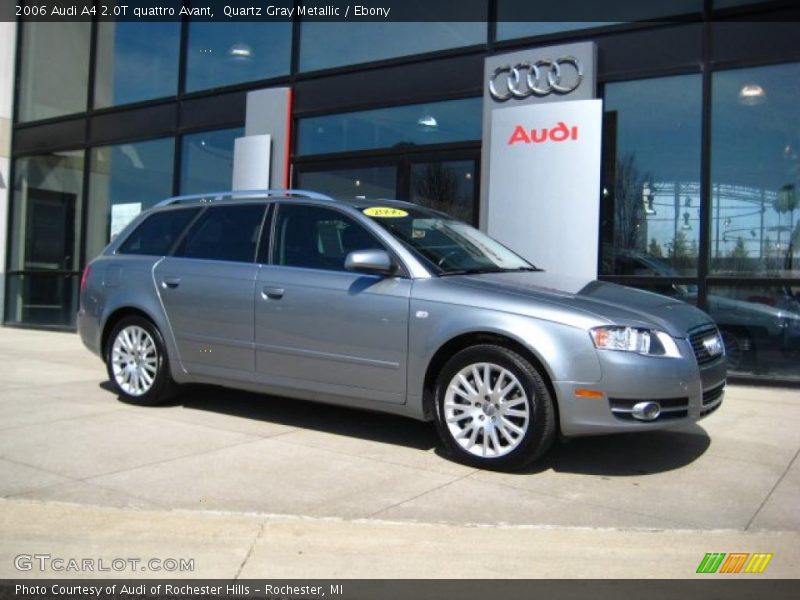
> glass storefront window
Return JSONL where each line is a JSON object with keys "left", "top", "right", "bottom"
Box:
{"left": 714, "top": 0, "right": 772, "bottom": 7}
{"left": 411, "top": 160, "right": 477, "bottom": 224}
{"left": 297, "top": 99, "right": 482, "bottom": 156}
{"left": 496, "top": 0, "right": 700, "bottom": 38}
{"left": 710, "top": 63, "right": 800, "bottom": 278}
{"left": 601, "top": 74, "right": 703, "bottom": 277}
{"left": 299, "top": 21, "right": 485, "bottom": 72}
{"left": 18, "top": 22, "right": 90, "bottom": 122}
{"left": 94, "top": 21, "right": 180, "bottom": 108}
{"left": 496, "top": 22, "right": 616, "bottom": 41}
{"left": 297, "top": 166, "right": 397, "bottom": 199}
{"left": 707, "top": 285, "right": 800, "bottom": 378}
{"left": 86, "top": 138, "right": 175, "bottom": 259}
{"left": 6, "top": 151, "right": 85, "bottom": 327}
{"left": 180, "top": 128, "right": 243, "bottom": 195}
{"left": 185, "top": 22, "right": 291, "bottom": 92}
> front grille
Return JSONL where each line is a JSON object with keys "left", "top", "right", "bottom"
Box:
{"left": 689, "top": 325, "right": 724, "bottom": 366}
{"left": 700, "top": 383, "right": 725, "bottom": 417}
{"left": 609, "top": 397, "right": 689, "bottom": 421}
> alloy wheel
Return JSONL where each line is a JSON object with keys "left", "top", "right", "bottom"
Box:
{"left": 111, "top": 325, "right": 159, "bottom": 396}
{"left": 443, "top": 362, "right": 530, "bottom": 458}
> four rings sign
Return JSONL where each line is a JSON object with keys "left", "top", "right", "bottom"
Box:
{"left": 489, "top": 57, "right": 584, "bottom": 101}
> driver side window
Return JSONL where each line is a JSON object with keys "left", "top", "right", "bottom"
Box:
{"left": 273, "top": 204, "right": 383, "bottom": 271}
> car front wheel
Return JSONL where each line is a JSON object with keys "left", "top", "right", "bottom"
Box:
{"left": 106, "top": 316, "right": 176, "bottom": 405}
{"left": 434, "top": 344, "right": 556, "bottom": 471}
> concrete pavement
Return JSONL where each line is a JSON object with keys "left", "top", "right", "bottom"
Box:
{"left": 0, "top": 327, "right": 798, "bottom": 578}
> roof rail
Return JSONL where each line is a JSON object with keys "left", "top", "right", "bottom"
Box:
{"left": 154, "top": 189, "right": 334, "bottom": 208}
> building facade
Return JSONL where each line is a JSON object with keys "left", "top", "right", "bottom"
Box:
{"left": 3, "top": 1, "right": 800, "bottom": 381}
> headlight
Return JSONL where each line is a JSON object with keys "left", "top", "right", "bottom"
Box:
{"left": 589, "top": 326, "right": 681, "bottom": 358}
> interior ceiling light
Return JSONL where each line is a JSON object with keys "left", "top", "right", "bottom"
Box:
{"left": 416, "top": 114, "right": 438, "bottom": 131}
{"left": 738, "top": 84, "right": 765, "bottom": 106}
{"left": 228, "top": 43, "right": 254, "bottom": 61}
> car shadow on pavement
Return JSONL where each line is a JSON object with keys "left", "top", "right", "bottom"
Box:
{"left": 102, "top": 381, "right": 439, "bottom": 451}
{"left": 514, "top": 426, "right": 711, "bottom": 476}
{"left": 102, "top": 382, "right": 710, "bottom": 473}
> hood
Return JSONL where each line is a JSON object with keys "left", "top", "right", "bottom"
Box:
{"left": 442, "top": 272, "right": 713, "bottom": 337}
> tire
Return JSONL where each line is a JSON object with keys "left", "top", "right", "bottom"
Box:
{"left": 105, "top": 316, "right": 177, "bottom": 406}
{"left": 433, "top": 344, "right": 556, "bottom": 471}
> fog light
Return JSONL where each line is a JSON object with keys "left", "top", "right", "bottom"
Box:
{"left": 631, "top": 401, "right": 661, "bottom": 421}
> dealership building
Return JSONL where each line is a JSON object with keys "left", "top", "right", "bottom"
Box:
{"left": 1, "top": 2, "right": 799, "bottom": 381}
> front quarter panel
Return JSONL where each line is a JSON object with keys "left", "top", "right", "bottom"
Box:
{"left": 407, "top": 279, "right": 604, "bottom": 419}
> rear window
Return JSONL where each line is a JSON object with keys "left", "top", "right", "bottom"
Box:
{"left": 117, "top": 208, "right": 200, "bottom": 256}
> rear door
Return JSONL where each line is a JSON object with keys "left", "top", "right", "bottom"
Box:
{"left": 154, "top": 203, "right": 267, "bottom": 380}
{"left": 254, "top": 203, "right": 411, "bottom": 404}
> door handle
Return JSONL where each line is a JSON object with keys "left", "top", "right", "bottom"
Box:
{"left": 262, "top": 287, "right": 285, "bottom": 300}
{"left": 162, "top": 276, "right": 181, "bottom": 289}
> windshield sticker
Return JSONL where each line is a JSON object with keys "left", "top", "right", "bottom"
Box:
{"left": 363, "top": 207, "right": 409, "bottom": 218}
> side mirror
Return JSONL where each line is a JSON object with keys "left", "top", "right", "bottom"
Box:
{"left": 345, "top": 249, "right": 397, "bottom": 276}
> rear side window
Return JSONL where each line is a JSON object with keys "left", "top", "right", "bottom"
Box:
{"left": 176, "top": 204, "right": 266, "bottom": 263}
{"left": 118, "top": 208, "right": 200, "bottom": 256}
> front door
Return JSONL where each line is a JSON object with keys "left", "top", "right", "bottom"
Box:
{"left": 254, "top": 203, "right": 411, "bottom": 404}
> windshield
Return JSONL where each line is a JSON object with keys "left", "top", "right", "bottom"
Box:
{"left": 362, "top": 205, "right": 537, "bottom": 275}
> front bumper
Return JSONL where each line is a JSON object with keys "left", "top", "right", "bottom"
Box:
{"left": 556, "top": 337, "right": 727, "bottom": 437}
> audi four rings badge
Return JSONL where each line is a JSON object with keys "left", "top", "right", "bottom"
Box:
{"left": 489, "top": 57, "right": 583, "bottom": 101}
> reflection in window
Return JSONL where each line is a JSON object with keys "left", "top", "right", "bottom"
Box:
{"left": 118, "top": 209, "right": 201, "bottom": 256}
{"left": 299, "top": 21, "right": 485, "bottom": 72}
{"left": 297, "top": 99, "right": 481, "bottom": 156}
{"left": 94, "top": 21, "right": 180, "bottom": 108}
{"left": 18, "top": 22, "right": 90, "bottom": 121}
{"left": 177, "top": 205, "right": 265, "bottom": 263}
{"left": 274, "top": 204, "right": 379, "bottom": 271}
{"left": 711, "top": 63, "right": 800, "bottom": 278}
{"left": 601, "top": 74, "right": 702, "bottom": 276}
{"left": 496, "top": 0, "right": 699, "bottom": 36}
{"left": 6, "top": 151, "right": 85, "bottom": 326}
{"left": 87, "top": 138, "right": 175, "bottom": 259}
{"left": 297, "top": 166, "right": 397, "bottom": 200}
{"left": 714, "top": 0, "right": 772, "bottom": 8}
{"left": 411, "top": 161, "right": 476, "bottom": 224}
{"left": 496, "top": 22, "right": 616, "bottom": 41}
{"left": 707, "top": 285, "right": 800, "bottom": 378}
{"left": 185, "top": 22, "right": 291, "bottom": 92}
{"left": 180, "top": 128, "right": 243, "bottom": 195}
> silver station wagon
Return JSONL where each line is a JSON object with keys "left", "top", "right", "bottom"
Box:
{"left": 78, "top": 190, "right": 726, "bottom": 470}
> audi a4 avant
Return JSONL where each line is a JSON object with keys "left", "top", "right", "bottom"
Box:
{"left": 78, "top": 190, "right": 726, "bottom": 470}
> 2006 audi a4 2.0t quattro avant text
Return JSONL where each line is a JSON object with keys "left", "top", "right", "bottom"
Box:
{"left": 78, "top": 190, "right": 726, "bottom": 470}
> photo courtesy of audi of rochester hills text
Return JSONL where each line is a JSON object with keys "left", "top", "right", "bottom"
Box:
{"left": 0, "top": 1, "right": 798, "bottom": 599}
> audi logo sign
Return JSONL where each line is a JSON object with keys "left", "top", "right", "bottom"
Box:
{"left": 488, "top": 57, "right": 584, "bottom": 102}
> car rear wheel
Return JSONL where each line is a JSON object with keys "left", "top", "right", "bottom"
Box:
{"left": 106, "top": 316, "right": 176, "bottom": 405}
{"left": 434, "top": 344, "right": 556, "bottom": 471}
